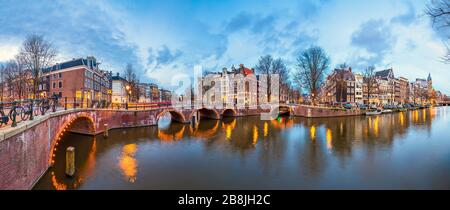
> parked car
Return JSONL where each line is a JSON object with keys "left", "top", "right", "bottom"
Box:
{"left": 358, "top": 104, "right": 367, "bottom": 110}
{"left": 344, "top": 103, "right": 353, "bottom": 109}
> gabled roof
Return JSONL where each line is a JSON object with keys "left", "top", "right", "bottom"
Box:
{"left": 375, "top": 68, "right": 394, "bottom": 79}
{"left": 42, "top": 57, "right": 99, "bottom": 73}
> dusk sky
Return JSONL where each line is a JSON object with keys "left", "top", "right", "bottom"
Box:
{"left": 0, "top": 0, "right": 448, "bottom": 93}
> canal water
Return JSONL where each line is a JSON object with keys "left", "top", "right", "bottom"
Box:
{"left": 34, "top": 107, "right": 450, "bottom": 190}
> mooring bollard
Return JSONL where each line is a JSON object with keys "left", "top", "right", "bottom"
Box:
{"left": 103, "top": 123, "right": 109, "bottom": 138}
{"left": 65, "top": 146, "right": 75, "bottom": 177}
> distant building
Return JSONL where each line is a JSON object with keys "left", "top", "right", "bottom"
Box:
{"left": 160, "top": 89, "right": 172, "bottom": 102}
{"left": 111, "top": 73, "right": 129, "bottom": 104}
{"left": 138, "top": 83, "right": 160, "bottom": 103}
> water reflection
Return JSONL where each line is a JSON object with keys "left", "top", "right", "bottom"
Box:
{"left": 118, "top": 144, "right": 138, "bottom": 183}
{"left": 34, "top": 107, "right": 450, "bottom": 190}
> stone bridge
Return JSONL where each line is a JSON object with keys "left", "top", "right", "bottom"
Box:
{"left": 0, "top": 106, "right": 275, "bottom": 190}
{"left": 0, "top": 104, "right": 362, "bottom": 189}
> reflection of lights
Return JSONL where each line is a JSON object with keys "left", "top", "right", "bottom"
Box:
{"left": 399, "top": 112, "right": 404, "bottom": 126}
{"left": 221, "top": 119, "right": 236, "bottom": 141}
{"left": 326, "top": 128, "right": 332, "bottom": 150}
{"left": 373, "top": 116, "right": 379, "bottom": 136}
{"left": 270, "top": 117, "right": 294, "bottom": 129}
{"left": 118, "top": 144, "right": 138, "bottom": 183}
{"left": 310, "top": 125, "right": 316, "bottom": 140}
{"left": 422, "top": 109, "right": 426, "bottom": 122}
{"left": 192, "top": 121, "right": 219, "bottom": 138}
{"left": 414, "top": 110, "right": 419, "bottom": 123}
{"left": 157, "top": 126, "right": 186, "bottom": 142}
{"left": 252, "top": 126, "right": 258, "bottom": 145}
{"left": 51, "top": 171, "right": 67, "bottom": 190}
{"left": 263, "top": 122, "right": 269, "bottom": 137}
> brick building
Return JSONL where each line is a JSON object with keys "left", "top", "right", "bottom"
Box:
{"left": 321, "top": 67, "right": 356, "bottom": 105}
{"left": 42, "top": 56, "right": 112, "bottom": 105}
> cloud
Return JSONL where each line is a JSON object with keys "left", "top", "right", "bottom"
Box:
{"left": 351, "top": 19, "right": 397, "bottom": 66}
{"left": 224, "top": 12, "right": 254, "bottom": 32}
{"left": 153, "top": 45, "right": 183, "bottom": 66}
{"left": 391, "top": 1, "right": 416, "bottom": 25}
{"left": 0, "top": 0, "right": 141, "bottom": 73}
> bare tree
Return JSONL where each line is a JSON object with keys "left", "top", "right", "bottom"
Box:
{"left": 123, "top": 63, "right": 139, "bottom": 102}
{"left": 4, "top": 59, "right": 28, "bottom": 101}
{"left": 425, "top": 0, "right": 450, "bottom": 63}
{"left": 17, "top": 34, "right": 56, "bottom": 98}
{"left": 293, "top": 46, "right": 330, "bottom": 105}
{"left": 254, "top": 55, "right": 289, "bottom": 103}
{"left": 335, "top": 63, "right": 350, "bottom": 103}
{"left": 363, "top": 65, "right": 378, "bottom": 105}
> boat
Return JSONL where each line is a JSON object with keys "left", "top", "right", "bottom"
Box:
{"left": 366, "top": 109, "right": 382, "bottom": 115}
{"left": 398, "top": 108, "right": 407, "bottom": 112}
{"left": 382, "top": 109, "right": 393, "bottom": 113}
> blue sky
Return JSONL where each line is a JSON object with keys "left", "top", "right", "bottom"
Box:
{"left": 0, "top": 0, "right": 448, "bottom": 93}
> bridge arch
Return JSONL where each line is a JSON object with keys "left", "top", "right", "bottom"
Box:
{"left": 156, "top": 108, "right": 186, "bottom": 123}
{"left": 221, "top": 109, "right": 237, "bottom": 117}
{"left": 193, "top": 108, "right": 220, "bottom": 120}
{"left": 48, "top": 113, "right": 96, "bottom": 165}
{"left": 269, "top": 105, "right": 293, "bottom": 119}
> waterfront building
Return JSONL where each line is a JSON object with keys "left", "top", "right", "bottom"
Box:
{"left": 321, "top": 67, "right": 356, "bottom": 105}
{"left": 111, "top": 73, "right": 129, "bottom": 104}
{"left": 410, "top": 76, "right": 431, "bottom": 104}
{"left": 199, "top": 64, "right": 260, "bottom": 108}
{"left": 354, "top": 73, "right": 364, "bottom": 104}
{"left": 362, "top": 76, "right": 379, "bottom": 105}
{"left": 395, "top": 77, "right": 409, "bottom": 104}
{"left": 42, "top": 56, "right": 112, "bottom": 104}
{"left": 375, "top": 68, "right": 395, "bottom": 105}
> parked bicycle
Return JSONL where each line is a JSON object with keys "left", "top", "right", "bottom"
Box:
{"left": 15, "top": 100, "right": 40, "bottom": 121}
{"left": 0, "top": 103, "right": 9, "bottom": 126}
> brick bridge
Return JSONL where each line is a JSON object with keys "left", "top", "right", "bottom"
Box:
{"left": 0, "top": 105, "right": 361, "bottom": 189}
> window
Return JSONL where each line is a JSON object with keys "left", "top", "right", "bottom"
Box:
{"left": 58, "top": 81, "right": 62, "bottom": 88}
{"left": 59, "top": 92, "right": 62, "bottom": 97}
{"left": 53, "top": 82, "right": 56, "bottom": 89}
{"left": 59, "top": 73, "right": 62, "bottom": 78}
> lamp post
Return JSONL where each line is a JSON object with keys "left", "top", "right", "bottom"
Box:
{"left": 125, "top": 85, "right": 131, "bottom": 102}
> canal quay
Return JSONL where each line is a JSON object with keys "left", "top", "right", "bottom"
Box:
{"left": 32, "top": 106, "right": 449, "bottom": 190}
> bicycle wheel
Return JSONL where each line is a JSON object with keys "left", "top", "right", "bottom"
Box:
{"left": 20, "top": 107, "right": 29, "bottom": 121}
{"left": 8, "top": 107, "right": 20, "bottom": 122}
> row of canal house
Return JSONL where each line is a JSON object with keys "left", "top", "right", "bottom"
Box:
{"left": 0, "top": 56, "right": 112, "bottom": 105}
{"left": 111, "top": 72, "right": 172, "bottom": 104}
{"left": 320, "top": 67, "right": 436, "bottom": 106}
{"left": 198, "top": 64, "right": 300, "bottom": 107}
{"left": 1, "top": 56, "right": 172, "bottom": 106}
